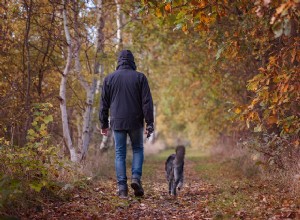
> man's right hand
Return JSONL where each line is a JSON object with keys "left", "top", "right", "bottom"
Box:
{"left": 101, "top": 128, "right": 109, "bottom": 136}
{"left": 145, "top": 124, "right": 154, "bottom": 138}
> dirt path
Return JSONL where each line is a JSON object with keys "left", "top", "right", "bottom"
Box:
{"left": 25, "top": 159, "right": 215, "bottom": 219}
{"left": 107, "top": 159, "right": 217, "bottom": 220}
{"left": 16, "top": 149, "right": 300, "bottom": 219}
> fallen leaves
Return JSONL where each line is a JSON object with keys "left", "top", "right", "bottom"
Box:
{"left": 3, "top": 154, "right": 300, "bottom": 220}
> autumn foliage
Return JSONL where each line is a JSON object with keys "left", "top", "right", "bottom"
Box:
{"left": 141, "top": 0, "right": 299, "bottom": 170}
{"left": 0, "top": 0, "right": 299, "bottom": 215}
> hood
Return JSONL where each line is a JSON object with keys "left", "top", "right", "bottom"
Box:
{"left": 116, "top": 50, "right": 137, "bottom": 70}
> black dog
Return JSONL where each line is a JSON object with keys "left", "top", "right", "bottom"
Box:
{"left": 165, "top": 145, "right": 185, "bottom": 196}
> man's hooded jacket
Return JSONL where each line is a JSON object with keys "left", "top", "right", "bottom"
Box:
{"left": 99, "top": 50, "right": 154, "bottom": 130}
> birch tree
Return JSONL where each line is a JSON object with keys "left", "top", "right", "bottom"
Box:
{"left": 80, "top": 0, "right": 105, "bottom": 160}
{"left": 115, "top": 0, "right": 123, "bottom": 51}
{"left": 99, "top": 0, "right": 123, "bottom": 151}
{"left": 59, "top": 0, "right": 77, "bottom": 162}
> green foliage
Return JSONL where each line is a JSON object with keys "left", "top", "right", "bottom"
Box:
{"left": 27, "top": 103, "right": 53, "bottom": 145}
{"left": 0, "top": 103, "right": 63, "bottom": 207}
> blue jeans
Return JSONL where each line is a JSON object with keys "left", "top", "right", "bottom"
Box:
{"left": 113, "top": 127, "right": 144, "bottom": 191}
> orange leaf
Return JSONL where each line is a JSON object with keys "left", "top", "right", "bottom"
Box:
{"left": 267, "top": 116, "right": 277, "bottom": 125}
{"left": 199, "top": 0, "right": 207, "bottom": 8}
{"left": 291, "top": 48, "right": 296, "bottom": 63}
{"left": 164, "top": 3, "right": 171, "bottom": 12}
{"left": 283, "top": 84, "right": 288, "bottom": 93}
{"left": 200, "top": 13, "right": 211, "bottom": 23}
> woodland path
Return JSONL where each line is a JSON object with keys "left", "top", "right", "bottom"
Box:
{"left": 20, "top": 149, "right": 300, "bottom": 220}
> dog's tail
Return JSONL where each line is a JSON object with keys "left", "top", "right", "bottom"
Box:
{"left": 175, "top": 145, "right": 185, "bottom": 163}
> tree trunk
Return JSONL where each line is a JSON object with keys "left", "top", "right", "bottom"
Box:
{"left": 115, "top": 0, "right": 123, "bottom": 52}
{"left": 71, "top": 0, "right": 91, "bottom": 159}
{"left": 22, "top": 0, "right": 33, "bottom": 146}
{"left": 80, "top": 0, "right": 105, "bottom": 160}
{"left": 99, "top": 0, "right": 123, "bottom": 150}
{"left": 60, "top": 0, "right": 77, "bottom": 162}
{"left": 76, "top": 114, "right": 82, "bottom": 148}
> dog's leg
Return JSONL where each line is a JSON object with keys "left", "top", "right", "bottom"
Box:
{"left": 177, "top": 166, "right": 184, "bottom": 191}
{"left": 174, "top": 179, "right": 181, "bottom": 195}
{"left": 177, "top": 179, "right": 183, "bottom": 191}
{"left": 171, "top": 179, "right": 176, "bottom": 196}
{"left": 171, "top": 178, "right": 177, "bottom": 196}
{"left": 169, "top": 169, "right": 176, "bottom": 196}
{"left": 172, "top": 167, "right": 182, "bottom": 196}
{"left": 168, "top": 180, "right": 172, "bottom": 194}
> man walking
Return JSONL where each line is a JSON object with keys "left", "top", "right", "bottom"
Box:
{"left": 99, "top": 50, "right": 154, "bottom": 198}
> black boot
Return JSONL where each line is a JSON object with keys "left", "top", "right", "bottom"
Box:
{"left": 131, "top": 179, "right": 144, "bottom": 197}
{"left": 117, "top": 186, "right": 128, "bottom": 199}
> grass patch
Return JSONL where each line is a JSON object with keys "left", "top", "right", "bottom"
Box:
{"left": 149, "top": 148, "right": 174, "bottom": 162}
{"left": 189, "top": 152, "right": 267, "bottom": 219}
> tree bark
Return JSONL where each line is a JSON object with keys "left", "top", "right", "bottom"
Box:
{"left": 98, "top": 0, "right": 123, "bottom": 151}
{"left": 73, "top": 0, "right": 89, "bottom": 91}
{"left": 22, "top": 0, "right": 33, "bottom": 146}
{"left": 60, "top": 0, "right": 77, "bottom": 162}
{"left": 98, "top": 0, "right": 124, "bottom": 150}
{"left": 76, "top": 113, "right": 82, "bottom": 149}
{"left": 80, "top": 0, "right": 105, "bottom": 161}
{"left": 115, "top": 0, "right": 123, "bottom": 52}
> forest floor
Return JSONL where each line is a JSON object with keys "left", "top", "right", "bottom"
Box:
{"left": 2, "top": 148, "right": 300, "bottom": 220}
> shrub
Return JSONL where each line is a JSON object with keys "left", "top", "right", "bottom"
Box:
{"left": 0, "top": 103, "right": 63, "bottom": 208}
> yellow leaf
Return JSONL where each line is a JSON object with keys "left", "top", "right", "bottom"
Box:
{"left": 40, "top": 130, "right": 48, "bottom": 136}
{"left": 156, "top": 8, "right": 162, "bottom": 17}
{"left": 182, "top": 24, "right": 188, "bottom": 34}
{"left": 272, "top": 93, "right": 278, "bottom": 103}
{"left": 28, "top": 129, "right": 36, "bottom": 136}
{"left": 269, "top": 56, "right": 276, "bottom": 65}
{"left": 234, "top": 108, "right": 242, "bottom": 114}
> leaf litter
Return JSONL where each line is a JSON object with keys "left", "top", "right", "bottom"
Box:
{"left": 6, "top": 155, "right": 300, "bottom": 219}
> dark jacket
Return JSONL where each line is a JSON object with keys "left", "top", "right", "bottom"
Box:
{"left": 99, "top": 50, "right": 154, "bottom": 130}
